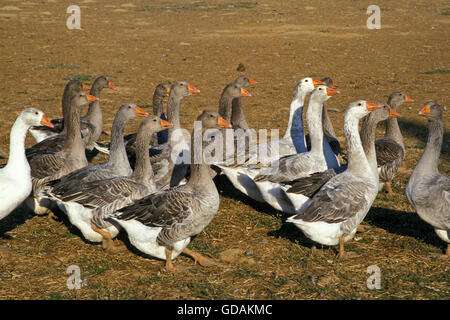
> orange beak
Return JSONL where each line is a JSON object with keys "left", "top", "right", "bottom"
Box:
{"left": 217, "top": 116, "right": 232, "bottom": 128}
{"left": 312, "top": 79, "right": 326, "bottom": 88}
{"left": 405, "top": 95, "right": 414, "bottom": 103}
{"left": 40, "top": 115, "right": 54, "bottom": 128}
{"left": 366, "top": 102, "right": 381, "bottom": 111}
{"left": 135, "top": 106, "right": 149, "bottom": 118}
{"left": 108, "top": 81, "right": 116, "bottom": 90}
{"left": 326, "top": 87, "right": 340, "bottom": 96}
{"left": 249, "top": 78, "right": 257, "bottom": 85}
{"left": 240, "top": 88, "right": 251, "bottom": 97}
{"left": 160, "top": 119, "right": 173, "bottom": 129}
{"left": 418, "top": 105, "right": 431, "bottom": 116}
{"left": 86, "top": 94, "right": 98, "bottom": 103}
{"left": 188, "top": 84, "right": 200, "bottom": 94}
{"left": 389, "top": 108, "right": 401, "bottom": 118}
{"left": 166, "top": 87, "right": 171, "bottom": 97}
{"left": 82, "top": 84, "right": 90, "bottom": 91}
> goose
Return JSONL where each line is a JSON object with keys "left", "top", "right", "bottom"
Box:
{"left": 230, "top": 75, "right": 257, "bottom": 130}
{"left": 150, "top": 83, "right": 170, "bottom": 146}
{"left": 286, "top": 100, "right": 381, "bottom": 258}
{"left": 44, "top": 116, "right": 173, "bottom": 250}
{"left": 25, "top": 81, "right": 97, "bottom": 215}
{"left": 254, "top": 85, "right": 340, "bottom": 183}
{"left": 106, "top": 110, "right": 231, "bottom": 272}
{"left": 28, "top": 82, "right": 90, "bottom": 143}
{"left": 284, "top": 103, "right": 400, "bottom": 211}
{"left": 406, "top": 102, "right": 449, "bottom": 258}
{"left": 46, "top": 104, "right": 149, "bottom": 192}
{"left": 143, "top": 81, "right": 200, "bottom": 189}
{"left": 25, "top": 76, "right": 115, "bottom": 161}
{"left": 0, "top": 108, "right": 53, "bottom": 221}
{"left": 375, "top": 92, "right": 414, "bottom": 195}
{"left": 213, "top": 79, "right": 252, "bottom": 166}
{"left": 215, "top": 77, "right": 324, "bottom": 203}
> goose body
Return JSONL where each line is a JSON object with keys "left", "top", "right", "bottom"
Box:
{"left": 406, "top": 102, "right": 450, "bottom": 257}
{"left": 0, "top": 108, "right": 53, "bottom": 220}
{"left": 287, "top": 101, "right": 381, "bottom": 255}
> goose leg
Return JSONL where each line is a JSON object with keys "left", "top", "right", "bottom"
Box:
{"left": 445, "top": 244, "right": 450, "bottom": 259}
{"left": 90, "top": 224, "right": 121, "bottom": 251}
{"left": 311, "top": 245, "right": 318, "bottom": 256}
{"left": 183, "top": 248, "right": 221, "bottom": 267}
{"left": 384, "top": 181, "right": 396, "bottom": 196}
{"left": 338, "top": 237, "right": 346, "bottom": 259}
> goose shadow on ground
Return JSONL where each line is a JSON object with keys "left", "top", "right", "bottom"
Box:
{"left": 266, "top": 205, "right": 446, "bottom": 253}
{"left": 0, "top": 205, "right": 35, "bottom": 239}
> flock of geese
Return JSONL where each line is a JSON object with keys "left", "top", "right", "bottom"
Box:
{"left": 0, "top": 74, "right": 448, "bottom": 272}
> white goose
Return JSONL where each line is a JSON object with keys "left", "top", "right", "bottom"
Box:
{"left": 286, "top": 100, "right": 381, "bottom": 258}
{"left": 0, "top": 108, "right": 53, "bottom": 221}
{"left": 216, "top": 77, "right": 324, "bottom": 203}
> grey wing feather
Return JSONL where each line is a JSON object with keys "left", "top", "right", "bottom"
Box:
{"left": 293, "top": 176, "right": 374, "bottom": 224}
{"left": 114, "top": 188, "right": 193, "bottom": 228}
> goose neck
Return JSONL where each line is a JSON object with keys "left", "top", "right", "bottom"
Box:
{"left": 132, "top": 129, "right": 156, "bottom": 190}
{"left": 4, "top": 117, "right": 29, "bottom": 171}
{"left": 344, "top": 113, "right": 372, "bottom": 176}
{"left": 305, "top": 98, "right": 324, "bottom": 154}
{"left": 414, "top": 118, "right": 443, "bottom": 176}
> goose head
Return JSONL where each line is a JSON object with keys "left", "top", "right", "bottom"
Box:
{"left": 70, "top": 84, "right": 98, "bottom": 108}
{"left": 155, "top": 83, "right": 171, "bottom": 98}
{"left": 321, "top": 77, "right": 338, "bottom": 89}
{"left": 118, "top": 103, "right": 149, "bottom": 121}
{"left": 140, "top": 115, "right": 173, "bottom": 134}
{"left": 93, "top": 75, "right": 116, "bottom": 91}
{"left": 21, "top": 108, "right": 54, "bottom": 129}
{"left": 347, "top": 100, "right": 381, "bottom": 120}
{"left": 292, "top": 77, "right": 325, "bottom": 99}
{"left": 224, "top": 82, "right": 252, "bottom": 99}
{"left": 310, "top": 85, "right": 340, "bottom": 104}
{"left": 388, "top": 92, "right": 414, "bottom": 110}
{"left": 169, "top": 81, "right": 200, "bottom": 100}
{"left": 197, "top": 110, "right": 232, "bottom": 130}
{"left": 366, "top": 102, "right": 401, "bottom": 123}
{"left": 234, "top": 75, "right": 257, "bottom": 88}
{"left": 419, "top": 101, "right": 442, "bottom": 121}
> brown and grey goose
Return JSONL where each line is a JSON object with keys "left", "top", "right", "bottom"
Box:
{"left": 375, "top": 91, "right": 414, "bottom": 195}
{"left": 106, "top": 110, "right": 231, "bottom": 272}
{"left": 406, "top": 102, "right": 449, "bottom": 258}
{"left": 25, "top": 80, "right": 98, "bottom": 215}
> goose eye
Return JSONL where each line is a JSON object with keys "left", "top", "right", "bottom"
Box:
{"left": 318, "top": 88, "right": 322, "bottom": 90}
{"left": 153, "top": 119, "right": 157, "bottom": 122}
{"left": 305, "top": 79, "right": 308, "bottom": 82}
{"left": 180, "top": 83, "right": 184, "bottom": 86}
{"left": 128, "top": 106, "right": 131, "bottom": 109}
{"left": 35, "top": 112, "right": 39, "bottom": 115}
{"left": 358, "top": 103, "right": 362, "bottom": 106}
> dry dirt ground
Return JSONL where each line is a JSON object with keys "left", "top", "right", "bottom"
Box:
{"left": 0, "top": 0, "right": 449, "bottom": 300}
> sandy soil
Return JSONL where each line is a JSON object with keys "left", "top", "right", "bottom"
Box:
{"left": 0, "top": 0, "right": 448, "bottom": 300}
